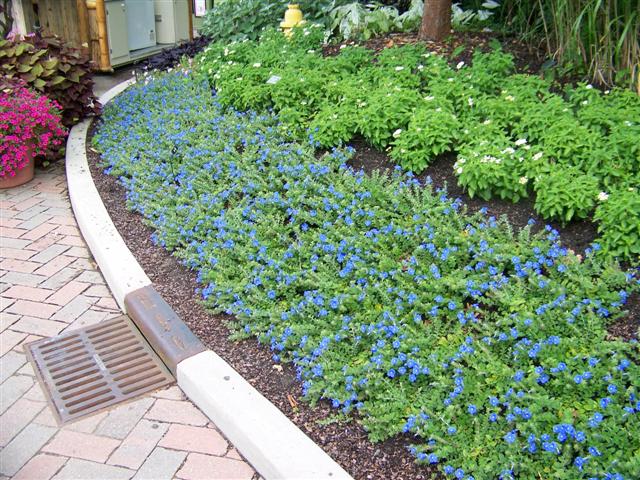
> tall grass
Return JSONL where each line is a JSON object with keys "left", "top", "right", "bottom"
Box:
{"left": 498, "top": 0, "right": 639, "bottom": 92}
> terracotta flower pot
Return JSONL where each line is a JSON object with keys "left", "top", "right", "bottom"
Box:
{"left": 0, "top": 151, "right": 36, "bottom": 189}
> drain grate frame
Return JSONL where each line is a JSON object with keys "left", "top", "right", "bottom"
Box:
{"left": 25, "top": 315, "right": 174, "bottom": 425}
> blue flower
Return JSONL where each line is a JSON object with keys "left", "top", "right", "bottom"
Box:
{"left": 503, "top": 430, "right": 517, "bottom": 444}
{"left": 574, "top": 456, "right": 588, "bottom": 470}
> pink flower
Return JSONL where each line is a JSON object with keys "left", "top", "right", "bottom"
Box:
{"left": 0, "top": 88, "right": 67, "bottom": 177}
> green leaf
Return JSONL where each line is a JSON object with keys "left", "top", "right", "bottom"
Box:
{"left": 48, "top": 75, "right": 66, "bottom": 86}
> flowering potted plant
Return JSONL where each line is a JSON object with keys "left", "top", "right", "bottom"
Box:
{"left": 0, "top": 85, "right": 67, "bottom": 188}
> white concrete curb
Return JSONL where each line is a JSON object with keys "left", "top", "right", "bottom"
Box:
{"left": 66, "top": 79, "right": 354, "bottom": 480}
{"left": 179, "top": 351, "right": 352, "bottom": 480}
{"left": 66, "top": 79, "right": 150, "bottom": 311}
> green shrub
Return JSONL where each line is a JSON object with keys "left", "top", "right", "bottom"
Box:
{"left": 356, "top": 88, "right": 422, "bottom": 148}
{"left": 390, "top": 101, "right": 460, "bottom": 171}
{"left": 594, "top": 188, "right": 640, "bottom": 260}
{"left": 462, "top": 46, "right": 516, "bottom": 94}
{"left": 533, "top": 167, "right": 599, "bottom": 223}
{"left": 327, "top": 0, "right": 424, "bottom": 41}
{"left": 0, "top": 34, "right": 99, "bottom": 126}
{"left": 454, "top": 134, "right": 531, "bottom": 202}
{"left": 309, "top": 101, "right": 358, "bottom": 146}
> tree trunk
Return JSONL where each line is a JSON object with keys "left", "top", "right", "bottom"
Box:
{"left": 419, "top": 0, "right": 452, "bottom": 42}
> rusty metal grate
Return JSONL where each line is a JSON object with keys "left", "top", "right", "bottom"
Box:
{"left": 25, "top": 315, "right": 174, "bottom": 425}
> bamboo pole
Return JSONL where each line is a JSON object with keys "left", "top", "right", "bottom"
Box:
{"left": 76, "top": 0, "right": 90, "bottom": 49}
{"left": 94, "top": 0, "right": 111, "bottom": 71}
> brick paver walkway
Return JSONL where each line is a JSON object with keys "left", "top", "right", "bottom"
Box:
{"left": 1, "top": 164, "right": 257, "bottom": 479}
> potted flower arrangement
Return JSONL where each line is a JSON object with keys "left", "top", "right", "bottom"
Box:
{"left": 0, "top": 84, "right": 67, "bottom": 189}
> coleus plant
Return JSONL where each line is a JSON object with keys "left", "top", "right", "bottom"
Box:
{"left": 0, "top": 33, "right": 100, "bottom": 126}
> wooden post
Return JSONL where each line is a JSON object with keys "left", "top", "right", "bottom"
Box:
{"left": 94, "top": 0, "right": 111, "bottom": 71}
{"left": 187, "top": 0, "right": 193, "bottom": 40}
{"left": 76, "top": 0, "right": 90, "bottom": 49}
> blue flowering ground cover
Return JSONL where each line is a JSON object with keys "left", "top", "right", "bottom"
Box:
{"left": 94, "top": 72, "right": 640, "bottom": 479}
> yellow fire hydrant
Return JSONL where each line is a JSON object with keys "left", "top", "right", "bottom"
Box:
{"left": 281, "top": 4, "right": 305, "bottom": 37}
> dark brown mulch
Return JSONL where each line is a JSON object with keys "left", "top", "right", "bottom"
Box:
{"left": 86, "top": 124, "right": 436, "bottom": 480}
{"left": 322, "top": 31, "right": 546, "bottom": 75}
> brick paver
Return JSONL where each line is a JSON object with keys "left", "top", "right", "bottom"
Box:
{"left": 1, "top": 164, "right": 257, "bottom": 478}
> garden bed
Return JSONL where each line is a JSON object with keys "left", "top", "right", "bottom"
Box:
{"left": 88, "top": 23, "right": 640, "bottom": 475}
{"left": 87, "top": 122, "right": 434, "bottom": 480}
{"left": 89, "top": 71, "right": 636, "bottom": 479}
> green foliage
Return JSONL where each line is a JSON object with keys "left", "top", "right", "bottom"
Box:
{"left": 200, "top": 0, "right": 284, "bottom": 41}
{"left": 389, "top": 102, "right": 460, "bottom": 171}
{"left": 328, "top": 0, "right": 423, "bottom": 41}
{"left": 0, "top": 34, "right": 99, "bottom": 126}
{"left": 200, "top": 0, "right": 345, "bottom": 42}
{"left": 309, "top": 101, "right": 358, "bottom": 146}
{"left": 594, "top": 189, "right": 640, "bottom": 260}
{"left": 0, "top": 0, "right": 11, "bottom": 38}
{"left": 533, "top": 167, "right": 599, "bottom": 224}
{"left": 461, "top": 46, "right": 516, "bottom": 94}
{"left": 454, "top": 135, "right": 531, "bottom": 202}
{"left": 95, "top": 72, "right": 640, "bottom": 480}
{"left": 356, "top": 88, "right": 421, "bottom": 148}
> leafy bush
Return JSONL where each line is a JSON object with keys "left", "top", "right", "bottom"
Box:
{"left": 309, "top": 101, "right": 359, "bottom": 146}
{"left": 200, "top": 0, "right": 286, "bottom": 42}
{"left": 454, "top": 135, "right": 531, "bottom": 202}
{"left": 0, "top": 33, "right": 99, "bottom": 126}
{"left": 533, "top": 167, "right": 599, "bottom": 224}
{"left": 0, "top": 87, "right": 66, "bottom": 177}
{"left": 95, "top": 71, "right": 640, "bottom": 480}
{"left": 327, "top": 0, "right": 501, "bottom": 41}
{"left": 356, "top": 87, "right": 421, "bottom": 148}
{"left": 594, "top": 189, "right": 640, "bottom": 260}
{"left": 389, "top": 101, "right": 460, "bottom": 171}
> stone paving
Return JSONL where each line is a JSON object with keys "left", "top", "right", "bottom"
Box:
{"left": 1, "top": 164, "right": 257, "bottom": 479}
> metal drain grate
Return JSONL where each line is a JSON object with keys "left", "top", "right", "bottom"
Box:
{"left": 25, "top": 315, "right": 174, "bottom": 425}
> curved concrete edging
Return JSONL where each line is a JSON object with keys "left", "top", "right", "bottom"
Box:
{"left": 66, "top": 78, "right": 150, "bottom": 311}
{"left": 65, "top": 79, "right": 353, "bottom": 480}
